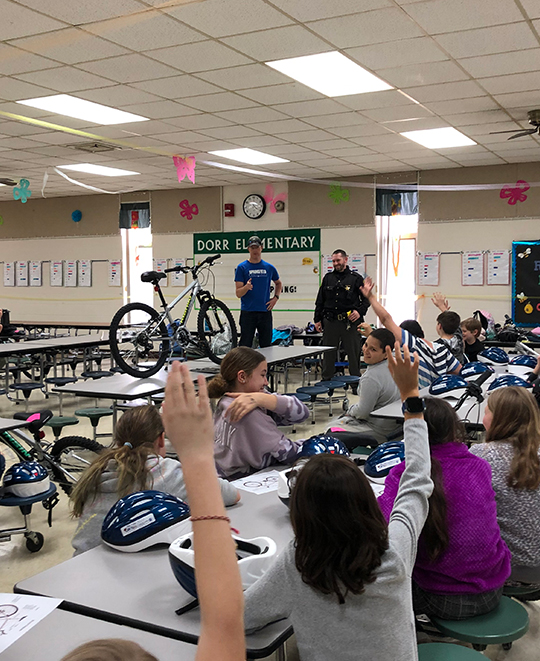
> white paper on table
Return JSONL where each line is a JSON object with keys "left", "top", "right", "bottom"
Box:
{"left": 322, "top": 254, "right": 334, "bottom": 274}
{"left": 417, "top": 252, "right": 440, "bottom": 286}
{"left": 171, "top": 258, "right": 186, "bottom": 287}
{"left": 16, "top": 261, "right": 28, "bottom": 287}
{"left": 78, "top": 260, "right": 92, "bottom": 287}
{"left": 64, "top": 260, "right": 77, "bottom": 287}
{"left": 108, "top": 260, "right": 122, "bottom": 287}
{"left": 3, "top": 262, "right": 15, "bottom": 287}
{"left": 349, "top": 253, "right": 366, "bottom": 276}
{"left": 0, "top": 593, "right": 62, "bottom": 653}
{"left": 486, "top": 250, "right": 510, "bottom": 286}
{"left": 461, "top": 251, "right": 484, "bottom": 286}
{"left": 231, "top": 470, "right": 280, "bottom": 495}
{"left": 154, "top": 258, "right": 168, "bottom": 287}
{"left": 30, "top": 261, "right": 42, "bottom": 287}
{"left": 50, "top": 261, "right": 63, "bottom": 287}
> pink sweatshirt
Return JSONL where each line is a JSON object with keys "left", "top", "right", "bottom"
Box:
{"left": 213, "top": 393, "right": 309, "bottom": 479}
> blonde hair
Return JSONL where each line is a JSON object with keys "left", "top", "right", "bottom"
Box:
{"left": 70, "top": 405, "right": 164, "bottom": 518}
{"left": 486, "top": 386, "right": 540, "bottom": 490}
{"left": 207, "top": 347, "right": 265, "bottom": 399}
{"left": 60, "top": 639, "right": 158, "bottom": 661}
{"left": 461, "top": 317, "right": 482, "bottom": 336}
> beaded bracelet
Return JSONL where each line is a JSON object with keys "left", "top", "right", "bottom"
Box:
{"left": 190, "top": 515, "right": 231, "bottom": 523}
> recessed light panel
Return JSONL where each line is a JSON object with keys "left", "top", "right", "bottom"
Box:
{"left": 17, "top": 94, "right": 149, "bottom": 125}
{"left": 266, "top": 52, "right": 392, "bottom": 97}
{"left": 208, "top": 148, "right": 289, "bottom": 165}
{"left": 401, "top": 127, "right": 476, "bottom": 149}
{"left": 59, "top": 164, "right": 140, "bottom": 177}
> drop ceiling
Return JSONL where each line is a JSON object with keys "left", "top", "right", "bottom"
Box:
{"left": 0, "top": 0, "right": 539, "bottom": 198}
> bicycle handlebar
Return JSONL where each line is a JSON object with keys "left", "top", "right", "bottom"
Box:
{"left": 164, "top": 254, "right": 221, "bottom": 277}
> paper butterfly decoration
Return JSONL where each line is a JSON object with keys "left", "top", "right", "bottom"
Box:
{"left": 173, "top": 156, "right": 196, "bottom": 184}
{"left": 179, "top": 199, "right": 199, "bottom": 220}
{"left": 328, "top": 183, "right": 349, "bottom": 204}
{"left": 500, "top": 180, "right": 529, "bottom": 205}
{"left": 13, "top": 179, "right": 32, "bottom": 203}
{"left": 517, "top": 247, "right": 531, "bottom": 259}
{"left": 264, "top": 184, "right": 287, "bottom": 213}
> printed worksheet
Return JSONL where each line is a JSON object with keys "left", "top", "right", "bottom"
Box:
{"left": 487, "top": 250, "right": 510, "bottom": 285}
{"left": 231, "top": 470, "right": 280, "bottom": 495}
{"left": 461, "top": 251, "right": 484, "bottom": 286}
{"left": 0, "top": 594, "right": 62, "bottom": 653}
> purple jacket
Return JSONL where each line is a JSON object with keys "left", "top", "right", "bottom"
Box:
{"left": 378, "top": 441, "right": 511, "bottom": 594}
{"left": 214, "top": 394, "right": 309, "bottom": 479}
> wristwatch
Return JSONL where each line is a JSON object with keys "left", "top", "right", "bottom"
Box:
{"left": 274, "top": 294, "right": 280, "bottom": 299}
{"left": 401, "top": 397, "right": 425, "bottom": 414}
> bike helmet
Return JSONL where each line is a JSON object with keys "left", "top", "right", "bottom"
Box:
{"left": 507, "top": 354, "right": 537, "bottom": 377}
{"left": 460, "top": 362, "right": 494, "bottom": 379}
{"left": 428, "top": 375, "right": 469, "bottom": 399}
{"left": 2, "top": 461, "right": 50, "bottom": 498}
{"left": 169, "top": 533, "right": 277, "bottom": 598}
{"left": 277, "top": 461, "right": 310, "bottom": 508}
{"left": 101, "top": 490, "right": 191, "bottom": 553}
{"left": 297, "top": 434, "right": 350, "bottom": 459}
{"left": 487, "top": 375, "right": 533, "bottom": 392}
{"left": 364, "top": 441, "right": 405, "bottom": 478}
{"left": 478, "top": 347, "right": 509, "bottom": 365}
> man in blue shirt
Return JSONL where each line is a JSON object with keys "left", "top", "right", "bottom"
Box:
{"left": 235, "top": 235, "right": 282, "bottom": 348}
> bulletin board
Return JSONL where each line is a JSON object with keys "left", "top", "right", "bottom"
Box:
{"left": 512, "top": 240, "right": 540, "bottom": 326}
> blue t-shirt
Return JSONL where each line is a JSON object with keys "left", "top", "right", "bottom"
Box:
{"left": 235, "top": 259, "right": 279, "bottom": 312}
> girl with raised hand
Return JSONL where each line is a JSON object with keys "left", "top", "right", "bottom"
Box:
{"left": 379, "top": 397, "right": 510, "bottom": 620}
{"left": 243, "top": 344, "right": 434, "bottom": 661}
{"left": 70, "top": 404, "right": 239, "bottom": 556}
{"left": 209, "top": 346, "right": 309, "bottom": 479}
{"left": 471, "top": 386, "right": 540, "bottom": 592}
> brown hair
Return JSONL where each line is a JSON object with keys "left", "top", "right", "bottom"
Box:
{"left": 437, "top": 310, "right": 461, "bottom": 335}
{"left": 486, "top": 386, "right": 540, "bottom": 490}
{"left": 60, "top": 639, "right": 158, "bottom": 661}
{"left": 461, "top": 317, "right": 482, "bottom": 336}
{"left": 290, "top": 454, "right": 388, "bottom": 604}
{"left": 370, "top": 328, "right": 395, "bottom": 352}
{"left": 207, "top": 346, "right": 265, "bottom": 399}
{"left": 70, "top": 405, "right": 164, "bottom": 518}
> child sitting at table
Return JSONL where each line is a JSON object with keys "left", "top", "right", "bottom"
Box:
{"left": 70, "top": 405, "right": 239, "bottom": 555}
{"left": 243, "top": 344, "right": 434, "bottom": 661}
{"left": 471, "top": 386, "right": 540, "bottom": 596}
{"left": 209, "top": 347, "right": 309, "bottom": 479}
{"left": 461, "top": 316, "right": 485, "bottom": 362}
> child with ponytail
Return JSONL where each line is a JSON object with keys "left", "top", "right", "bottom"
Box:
{"left": 70, "top": 405, "right": 239, "bottom": 555}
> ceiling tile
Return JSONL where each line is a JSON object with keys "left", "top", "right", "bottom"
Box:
{"left": 221, "top": 26, "right": 332, "bottom": 61}
{"left": 164, "top": 0, "right": 293, "bottom": 37}
{"left": 247, "top": 118, "right": 315, "bottom": 134}
{"left": 272, "top": 99, "right": 349, "bottom": 119}
{"left": 426, "top": 96, "right": 499, "bottom": 115}
{"left": 448, "top": 109, "right": 513, "bottom": 126}
{"left": 302, "top": 113, "right": 371, "bottom": 129}
{"left": 181, "top": 92, "right": 259, "bottom": 112}
{"left": 215, "top": 106, "right": 289, "bottom": 123}
{"left": 231, "top": 135, "right": 289, "bottom": 148}
{"left": 16, "top": 66, "right": 116, "bottom": 92}
{"left": 458, "top": 49, "right": 540, "bottom": 79}
{"left": 8, "top": 28, "right": 130, "bottom": 64}
{"left": 403, "top": 81, "right": 486, "bottom": 103}
{"left": 148, "top": 41, "right": 252, "bottom": 73}
{"left": 307, "top": 8, "right": 423, "bottom": 48}
{"left": 329, "top": 123, "right": 392, "bottom": 138}
{"left": 237, "top": 83, "right": 324, "bottom": 106}
{"left": 382, "top": 116, "right": 448, "bottom": 131}
{"left": 279, "top": 129, "right": 339, "bottom": 143}
{"left": 76, "top": 85, "right": 162, "bottom": 106}
{"left": 478, "top": 71, "right": 540, "bottom": 96}
{"left": 523, "top": 0, "right": 540, "bottom": 19}
{"left": 78, "top": 53, "right": 180, "bottom": 83}
{"left": 0, "top": 44, "right": 57, "bottom": 75}
{"left": 196, "top": 64, "right": 289, "bottom": 91}
{"left": 346, "top": 37, "right": 447, "bottom": 71}
{"left": 13, "top": 0, "right": 148, "bottom": 25}
{"left": 378, "top": 60, "right": 470, "bottom": 88}
{"left": 201, "top": 125, "right": 263, "bottom": 140}
{"left": 131, "top": 75, "right": 221, "bottom": 99}
{"left": 361, "top": 105, "right": 434, "bottom": 122}
{"left": 0, "top": 2, "right": 65, "bottom": 40}
{"left": 493, "top": 90, "right": 540, "bottom": 109}
{"left": 0, "top": 77, "right": 55, "bottom": 101}
{"left": 269, "top": 0, "right": 391, "bottom": 22}
{"left": 163, "top": 114, "right": 232, "bottom": 130}
{"left": 435, "top": 23, "right": 537, "bottom": 59}
{"left": 337, "top": 89, "right": 413, "bottom": 111}
{"left": 293, "top": 138, "right": 353, "bottom": 151}
{"left": 121, "top": 100, "right": 202, "bottom": 120}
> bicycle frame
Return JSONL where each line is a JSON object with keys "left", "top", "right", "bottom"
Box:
{"left": 154, "top": 277, "right": 202, "bottom": 327}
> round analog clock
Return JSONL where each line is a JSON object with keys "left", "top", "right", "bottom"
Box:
{"left": 242, "top": 194, "right": 266, "bottom": 220}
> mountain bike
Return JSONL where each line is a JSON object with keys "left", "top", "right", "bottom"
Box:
{"left": 109, "top": 254, "right": 238, "bottom": 378}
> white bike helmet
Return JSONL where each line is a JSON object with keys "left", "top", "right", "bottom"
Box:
{"left": 3, "top": 461, "right": 50, "bottom": 498}
{"left": 507, "top": 354, "right": 537, "bottom": 377}
{"left": 428, "top": 375, "right": 469, "bottom": 400}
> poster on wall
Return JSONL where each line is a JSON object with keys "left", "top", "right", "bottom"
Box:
{"left": 487, "top": 250, "right": 510, "bottom": 285}
{"left": 108, "top": 260, "right": 121, "bottom": 287}
{"left": 512, "top": 241, "right": 540, "bottom": 326}
{"left": 171, "top": 258, "right": 186, "bottom": 287}
{"left": 50, "top": 261, "right": 63, "bottom": 287}
{"left": 322, "top": 255, "right": 333, "bottom": 273}
{"left": 349, "top": 254, "right": 366, "bottom": 276}
{"left": 78, "top": 260, "right": 92, "bottom": 287}
{"left": 64, "top": 260, "right": 77, "bottom": 287}
{"left": 461, "top": 251, "right": 484, "bottom": 286}
{"left": 16, "top": 261, "right": 28, "bottom": 287}
{"left": 417, "top": 252, "right": 440, "bottom": 286}
{"left": 4, "top": 262, "right": 15, "bottom": 287}
{"left": 30, "top": 261, "right": 42, "bottom": 287}
{"left": 154, "top": 258, "right": 168, "bottom": 287}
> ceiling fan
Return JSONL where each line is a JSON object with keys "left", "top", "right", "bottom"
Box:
{"left": 490, "top": 109, "right": 540, "bottom": 140}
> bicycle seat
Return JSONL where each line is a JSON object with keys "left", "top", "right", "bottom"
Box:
{"left": 14, "top": 409, "right": 54, "bottom": 434}
{"left": 141, "top": 271, "right": 167, "bottom": 283}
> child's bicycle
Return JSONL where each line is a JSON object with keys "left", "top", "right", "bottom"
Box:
{"left": 0, "top": 410, "right": 104, "bottom": 496}
{"left": 109, "top": 254, "right": 238, "bottom": 378}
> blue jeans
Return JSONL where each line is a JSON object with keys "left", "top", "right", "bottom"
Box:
{"left": 239, "top": 310, "right": 273, "bottom": 348}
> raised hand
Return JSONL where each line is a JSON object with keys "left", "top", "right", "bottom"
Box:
{"left": 246, "top": 278, "right": 253, "bottom": 291}
{"left": 431, "top": 292, "right": 450, "bottom": 311}
{"left": 386, "top": 341, "right": 419, "bottom": 400}
{"left": 357, "top": 322, "right": 372, "bottom": 336}
{"left": 360, "top": 276, "right": 375, "bottom": 299}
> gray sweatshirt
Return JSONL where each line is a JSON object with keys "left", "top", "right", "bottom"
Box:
{"left": 243, "top": 418, "right": 433, "bottom": 661}
{"left": 71, "top": 455, "right": 238, "bottom": 556}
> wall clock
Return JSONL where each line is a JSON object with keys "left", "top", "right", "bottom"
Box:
{"left": 243, "top": 194, "right": 266, "bottom": 220}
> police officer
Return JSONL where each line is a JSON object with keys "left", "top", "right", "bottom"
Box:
{"left": 314, "top": 249, "right": 370, "bottom": 380}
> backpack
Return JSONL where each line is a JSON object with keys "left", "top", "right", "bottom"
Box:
{"left": 271, "top": 328, "right": 293, "bottom": 347}
{"left": 473, "top": 310, "right": 496, "bottom": 340}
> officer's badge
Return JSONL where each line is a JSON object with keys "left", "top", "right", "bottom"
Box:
{"left": 345, "top": 285, "right": 351, "bottom": 290}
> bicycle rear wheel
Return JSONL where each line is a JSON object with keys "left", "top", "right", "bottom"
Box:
{"left": 110, "top": 302, "right": 170, "bottom": 378}
{"left": 50, "top": 436, "right": 105, "bottom": 496}
{"left": 197, "top": 298, "right": 238, "bottom": 363}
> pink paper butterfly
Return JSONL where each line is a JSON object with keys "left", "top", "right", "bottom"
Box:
{"left": 179, "top": 199, "right": 199, "bottom": 220}
{"left": 264, "top": 184, "right": 287, "bottom": 213}
{"left": 500, "top": 180, "right": 529, "bottom": 205}
{"left": 173, "top": 156, "right": 196, "bottom": 184}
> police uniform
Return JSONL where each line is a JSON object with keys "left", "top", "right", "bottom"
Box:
{"left": 314, "top": 266, "right": 370, "bottom": 379}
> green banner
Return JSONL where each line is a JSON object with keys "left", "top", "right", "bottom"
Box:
{"left": 194, "top": 229, "right": 320, "bottom": 254}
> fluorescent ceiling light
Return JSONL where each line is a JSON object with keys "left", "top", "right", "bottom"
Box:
{"left": 266, "top": 51, "right": 392, "bottom": 97}
{"left": 59, "top": 164, "right": 140, "bottom": 177}
{"left": 208, "top": 148, "right": 289, "bottom": 165}
{"left": 17, "top": 94, "right": 149, "bottom": 125}
{"left": 401, "top": 127, "right": 476, "bottom": 149}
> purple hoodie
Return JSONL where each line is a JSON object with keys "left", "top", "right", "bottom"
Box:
{"left": 214, "top": 393, "right": 309, "bottom": 479}
{"left": 378, "top": 441, "right": 511, "bottom": 594}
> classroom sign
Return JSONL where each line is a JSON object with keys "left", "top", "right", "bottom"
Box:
{"left": 194, "top": 229, "right": 320, "bottom": 254}
{"left": 512, "top": 240, "right": 540, "bottom": 326}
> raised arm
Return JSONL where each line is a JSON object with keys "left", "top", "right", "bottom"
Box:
{"left": 360, "top": 277, "right": 402, "bottom": 342}
{"left": 163, "top": 364, "right": 244, "bottom": 661}
{"left": 431, "top": 292, "right": 450, "bottom": 312}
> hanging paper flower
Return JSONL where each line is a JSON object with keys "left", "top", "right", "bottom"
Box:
{"left": 500, "top": 180, "right": 529, "bottom": 205}
{"left": 71, "top": 210, "right": 82, "bottom": 223}
{"left": 173, "top": 156, "right": 196, "bottom": 184}
{"left": 179, "top": 199, "right": 199, "bottom": 220}
{"left": 13, "top": 179, "right": 32, "bottom": 203}
{"left": 328, "top": 183, "right": 349, "bottom": 204}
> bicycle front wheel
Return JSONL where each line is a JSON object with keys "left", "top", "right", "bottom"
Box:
{"left": 110, "top": 302, "right": 170, "bottom": 378}
{"left": 197, "top": 298, "right": 238, "bottom": 363}
{"left": 50, "top": 436, "right": 105, "bottom": 496}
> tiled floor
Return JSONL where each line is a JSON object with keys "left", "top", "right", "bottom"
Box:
{"left": 1, "top": 363, "right": 539, "bottom": 660}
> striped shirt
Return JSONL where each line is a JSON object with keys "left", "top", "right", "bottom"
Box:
{"left": 401, "top": 329, "right": 460, "bottom": 389}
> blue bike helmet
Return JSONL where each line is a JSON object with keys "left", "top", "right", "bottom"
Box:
{"left": 508, "top": 354, "right": 537, "bottom": 377}
{"left": 487, "top": 375, "right": 533, "bottom": 392}
{"left": 102, "top": 490, "right": 191, "bottom": 553}
{"left": 460, "top": 361, "right": 494, "bottom": 379}
{"left": 429, "top": 375, "right": 469, "bottom": 399}
{"left": 364, "top": 441, "right": 405, "bottom": 478}
{"left": 3, "top": 461, "right": 49, "bottom": 498}
{"left": 297, "top": 434, "right": 350, "bottom": 458}
{"left": 169, "top": 533, "right": 277, "bottom": 598}
{"left": 478, "top": 347, "right": 509, "bottom": 365}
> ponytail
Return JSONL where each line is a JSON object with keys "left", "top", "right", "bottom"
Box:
{"left": 208, "top": 374, "right": 229, "bottom": 399}
{"left": 207, "top": 347, "right": 265, "bottom": 399}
